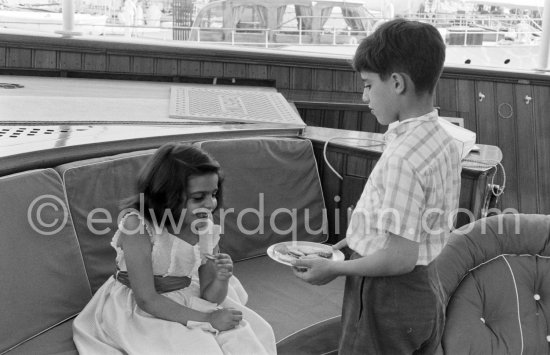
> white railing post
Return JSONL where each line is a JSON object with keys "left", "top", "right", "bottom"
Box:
{"left": 299, "top": 17, "right": 302, "bottom": 45}
{"left": 536, "top": 0, "right": 550, "bottom": 70}
{"left": 265, "top": 30, "right": 269, "bottom": 48}
{"left": 333, "top": 26, "right": 336, "bottom": 45}
{"left": 56, "top": 0, "right": 81, "bottom": 37}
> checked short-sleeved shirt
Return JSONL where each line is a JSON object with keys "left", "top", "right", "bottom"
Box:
{"left": 346, "top": 110, "right": 462, "bottom": 265}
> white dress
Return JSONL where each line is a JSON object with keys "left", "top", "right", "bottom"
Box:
{"left": 73, "top": 212, "right": 276, "bottom": 355}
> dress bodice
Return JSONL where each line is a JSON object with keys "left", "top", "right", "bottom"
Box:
{"left": 111, "top": 212, "right": 219, "bottom": 277}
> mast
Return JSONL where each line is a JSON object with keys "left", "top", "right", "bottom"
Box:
{"left": 537, "top": 0, "right": 550, "bottom": 70}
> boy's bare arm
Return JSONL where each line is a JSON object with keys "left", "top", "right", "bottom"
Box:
{"left": 333, "top": 233, "right": 419, "bottom": 277}
{"left": 293, "top": 233, "right": 419, "bottom": 284}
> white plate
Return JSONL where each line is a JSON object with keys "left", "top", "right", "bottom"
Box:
{"left": 267, "top": 241, "right": 345, "bottom": 266}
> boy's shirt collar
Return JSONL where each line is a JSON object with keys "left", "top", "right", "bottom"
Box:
{"left": 384, "top": 109, "right": 438, "bottom": 143}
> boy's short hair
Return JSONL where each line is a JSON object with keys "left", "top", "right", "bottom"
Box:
{"left": 352, "top": 18, "right": 445, "bottom": 94}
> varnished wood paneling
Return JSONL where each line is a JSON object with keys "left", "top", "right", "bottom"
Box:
{"left": 178, "top": 60, "right": 201, "bottom": 76}
{"left": 155, "top": 58, "right": 178, "bottom": 76}
{"left": 0, "top": 47, "right": 6, "bottom": 67}
{"left": 223, "top": 63, "right": 247, "bottom": 78}
{"left": 248, "top": 65, "right": 268, "bottom": 80}
{"left": 201, "top": 62, "right": 224, "bottom": 77}
{"left": 494, "top": 82, "right": 518, "bottom": 211}
{"left": 268, "top": 66, "right": 290, "bottom": 89}
{"left": 334, "top": 70, "right": 356, "bottom": 93}
{"left": 108, "top": 55, "right": 131, "bottom": 72}
{"left": 291, "top": 68, "right": 313, "bottom": 91}
{"left": 475, "top": 81, "right": 498, "bottom": 146}
{"left": 534, "top": 85, "right": 550, "bottom": 214}
{"left": 59, "top": 52, "right": 82, "bottom": 71}
{"left": 341, "top": 110, "right": 361, "bottom": 131}
{"left": 299, "top": 108, "right": 323, "bottom": 127}
{"left": 359, "top": 112, "right": 382, "bottom": 133}
{"left": 321, "top": 150, "right": 345, "bottom": 242}
{"left": 323, "top": 110, "right": 340, "bottom": 129}
{"left": 34, "top": 50, "right": 56, "bottom": 69}
{"left": 7, "top": 48, "right": 32, "bottom": 68}
{"left": 132, "top": 56, "right": 155, "bottom": 74}
{"left": 312, "top": 69, "right": 333, "bottom": 92}
{"left": 436, "top": 78, "right": 458, "bottom": 114}
{"left": 456, "top": 79, "right": 477, "bottom": 132}
{"left": 84, "top": 54, "right": 107, "bottom": 71}
{"left": 346, "top": 155, "right": 375, "bottom": 178}
{"left": 515, "top": 84, "right": 538, "bottom": 213}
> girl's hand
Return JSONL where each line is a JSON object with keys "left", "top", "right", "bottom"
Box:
{"left": 332, "top": 238, "right": 348, "bottom": 250}
{"left": 210, "top": 253, "right": 233, "bottom": 281}
{"left": 208, "top": 308, "right": 243, "bottom": 331}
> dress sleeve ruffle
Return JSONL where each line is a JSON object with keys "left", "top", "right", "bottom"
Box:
{"left": 111, "top": 211, "right": 155, "bottom": 253}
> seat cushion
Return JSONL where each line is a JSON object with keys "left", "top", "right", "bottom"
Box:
{"left": 443, "top": 255, "right": 550, "bottom": 354}
{"left": 233, "top": 256, "right": 344, "bottom": 341}
{"left": 195, "top": 137, "right": 327, "bottom": 261}
{"left": 7, "top": 319, "right": 77, "bottom": 355}
{"left": 55, "top": 149, "right": 156, "bottom": 293}
{"left": 434, "top": 214, "right": 550, "bottom": 354}
{"left": 0, "top": 169, "right": 91, "bottom": 353}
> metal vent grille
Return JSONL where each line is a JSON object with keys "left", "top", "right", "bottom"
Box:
{"left": 169, "top": 86, "right": 305, "bottom": 127}
{"left": 0, "top": 126, "right": 91, "bottom": 139}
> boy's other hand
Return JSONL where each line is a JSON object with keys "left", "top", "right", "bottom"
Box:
{"left": 292, "top": 256, "right": 337, "bottom": 285}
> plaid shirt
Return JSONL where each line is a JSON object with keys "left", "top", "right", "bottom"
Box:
{"left": 346, "top": 110, "right": 462, "bottom": 265}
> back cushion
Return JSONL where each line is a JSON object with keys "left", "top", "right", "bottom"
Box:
{"left": 195, "top": 137, "right": 327, "bottom": 260}
{"left": 55, "top": 150, "right": 156, "bottom": 293}
{"left": 443, "top": 255, "right": 550, "bottom": 355}
{"left": 0, "top": 169, "right": 91, "bottom": 353}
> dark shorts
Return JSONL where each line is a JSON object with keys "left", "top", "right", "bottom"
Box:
{"left": 339, "top": 253, "right": 444, "bottom": 355}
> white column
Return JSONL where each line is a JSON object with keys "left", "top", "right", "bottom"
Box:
{"left": 537, "top": 0, "right": 550, "bottom": 70}
{"left": 56, "top": 0, "right": 82, "bottom": 37}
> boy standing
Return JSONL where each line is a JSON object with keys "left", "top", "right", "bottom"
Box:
{"left": 293, "top": 19, "right": 462, "bottom": 354}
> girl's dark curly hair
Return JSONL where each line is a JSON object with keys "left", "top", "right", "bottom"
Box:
{"left": 126, "top": 143, "right": 223, "bottom": 225}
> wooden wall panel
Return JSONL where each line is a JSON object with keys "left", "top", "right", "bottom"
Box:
{"left": 0, "top": 47, "right": 6, "bottom": 67}
{"left": 475, "top": 81, "right": 498, "bottom": 146}
{"left": 59, "top": 52, "right": 82, "bottom": 70}
{"left": 312, "top": 69, "right": 333, "bottom": 92}
{"left": 108, "top": 55, "right": 131, "bottom": 72}
{"left": 155, "top": 58, "right": 178, "bottom": 76}
{"left": 34, "top": 50, "right": 57, "bottom": 69}
{"left": 268, "top": 66, "right": 290, "bottom": 89}
{"left": 334, "top": 70, "right": 356, "bottom": 93}
{"left": 223, "top": 63, "right": 247, "bottom": 78}
{"left": 7, "top": 48, "right": 32, "bottom": 68}
{"left": 178, "top": 60, "right": 201, "bottom": 76}
{"left": 201, "top": 62, "right": 224, "bottom": 77}
{"left": 436, "top": 78, "right": 458, "bottom": 115}
{"left": 534, "top": 85, "right": 550, "bottom": 214}
{"left": 323, "top": 109, "right": 340, "bottom": 129}
{"left": 494, "top": 82, "right": 519, "bottom": 211}
{"left": 248, "top": 65, "right": 268, "bottom": 80}
{"left": 515, "top": 84, "right": 538, "bottom": 213}
{"left": 456, "top": 79, "right": 477, "bottom": 132}
{"left": 83, "top": 54, "right": 107, "bottom": 71}
{"left": 340, "top": 110, "right": 361, "bottom": 131}
{"left": 320, "top": 150, "right": 345, "bottom": 243}
{"left": 291, "top": 67, "right": 313, "bottom": 91}
{"left": 132, "top": 56, "right": 155, "bottom": 74}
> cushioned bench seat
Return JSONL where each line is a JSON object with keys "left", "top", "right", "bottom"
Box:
{"left": 1, "top": 137, "right": 344, "bottom": 354}
{"left": 234, "top": 256, "right": 344, "bottom": 341}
